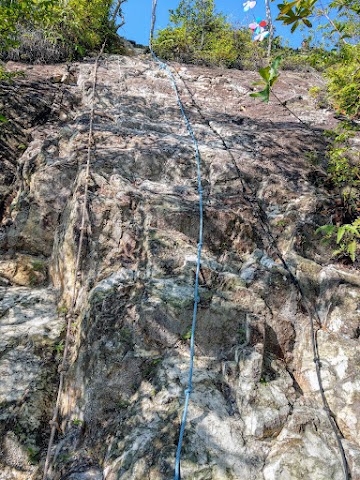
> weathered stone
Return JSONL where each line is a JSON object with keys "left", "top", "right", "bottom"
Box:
{"left": 0, "top": 55, "right": 358, "bottom": 480}
{"left": 0, "top": 253, "right": 48, "bottom": 286}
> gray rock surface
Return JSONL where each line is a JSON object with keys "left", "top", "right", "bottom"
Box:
{"left": 0, "top": 55, "right": 359, "bottom": 480}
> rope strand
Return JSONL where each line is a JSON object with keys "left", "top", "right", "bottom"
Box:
{"left": 42, "top": 39, "right": 107, "bottom": 480}
{"left": 150, "top": 2, "right": 204, "bottom": 479}
{"left": 174, "top": 71, "right": 350, "bottom": 480}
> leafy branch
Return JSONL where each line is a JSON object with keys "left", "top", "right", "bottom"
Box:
{"left": 276, "top": 0, "right": 317, "bottom": 32}
{"left": 250, "top": 55, "right": 282, "bottom": 102}
{"left": 316, "top": 219, "right": 360, "bottom": 261}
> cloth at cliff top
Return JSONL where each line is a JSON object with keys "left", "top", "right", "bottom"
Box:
{"left": 243, "top": 0, "right": 256, "bottom": 11}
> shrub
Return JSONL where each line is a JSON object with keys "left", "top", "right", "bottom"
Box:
{"left": 325, "top": 45, "right": 360, "bottom": 118}
{"left": 316, "top": 122, "right": 360, "bottom": 262}
{"left": 0, "top": 0, "right": 125, "bottom": 63}
{"left": 152, "top": 0, "right": 265, "bottom": 69}
{"left": 194, "top": 29, "right": 240, "bottom": 67}
{"left": 2, "top": 28, "right": 72, "bottom": 63}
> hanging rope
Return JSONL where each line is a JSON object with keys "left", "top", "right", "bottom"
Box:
{"left": 174, "top": 72, "right": 350, "bottom": 480}
{"left": 149, "top": 2, "right": 204, "bottom": 479}
{"left": 42, "top": 39, "right": 107, "bottom": 480}
{"left": 271, "top": 92, "right": 351, "bottom": 480}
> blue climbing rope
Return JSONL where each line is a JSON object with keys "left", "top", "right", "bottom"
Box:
{"left": 149, "top": 1, "right": 204, "bottom": 479}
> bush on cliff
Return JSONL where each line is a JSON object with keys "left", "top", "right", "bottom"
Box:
{"left": 0, "top": 0, "right": 126, "bottom": 63}
{"left": 152, "top": 0, "right": 266, "bottom": 69}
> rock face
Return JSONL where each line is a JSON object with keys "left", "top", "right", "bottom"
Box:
{"left": 0, "top": 55, "right": 359, "bottom": 480}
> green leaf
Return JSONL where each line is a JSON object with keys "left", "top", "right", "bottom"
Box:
{"left": 182, "top": 329, "right": 192, "bottom": 340}
{"left": 336, "top": 225, "right": 346, "bottom": 244}
{"left": 316, "top": 225, "right": 336, "bottom": 235}
{"left": 250, "top": 86, "right": 270, "bottom": 102}
{"left": 302, "top": 18, "right": 312, "bottom": 27}
{"left": 278, "top": 1, "right": 299, "bottom": 14}
{"left": 345, "top": 225, "right": 359, "bottom": 235}
{"left": 333, "top": 247, "right": 342, "bottom": 256}
{"left": 271, "top": 55, "right": 283, "bottom": 72}
{"left": 0, "top": 115, "right": 8, "bottom": 123}
{"left": 258, "top": 67, "right": 270, "bottom": 82}
{"left": 347, "top": 240, "right": 357, "bottom": 262}
{"left": 269, "top": 74, "right": 279, "bottom": 87}
{"left": 250, "top": 87, "right": 270, "bottom": 103}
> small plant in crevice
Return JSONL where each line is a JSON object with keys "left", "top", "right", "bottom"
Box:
{"left": 54, "top": 340, "right": 65, "bottom": 355}
{"left": 181, "top": 328, "right": 192, "bottom": 341}
{"left": 72, "top": 418, "right": 84, "bottom": 426}
{"left": 275, "top": 218, "right": 289, "bottom": 228}
{"left": 31, "top": 259, "right": 46, "bottom": 271}
{"left": 316, "top": 219, "right": 360, "bottom": 262}
{"left": 57, "top": 453, "right": 73, "bottom": 463}
{"left": 142, "top": 358, "right": 162, "bottom": 381}
{"left": 27, "top": 446, "right": 41, "bottom": 465}
{"left": 57, "top": 305, "right": 68, "bottom": 316}
{"left": 259, "top": 377, "right": 269, "bottom": 385}
{"left": 117, "top": 399, "right": 131, "bottom": 410}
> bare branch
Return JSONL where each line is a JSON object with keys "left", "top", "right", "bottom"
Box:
{"left": 111, "top": 0, "right": 127, "bottom": 30}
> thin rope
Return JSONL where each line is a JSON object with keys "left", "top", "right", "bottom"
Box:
{"left": 270, "top": 83, "right": 350, "bottom": 480}
{"left": 150, "top": 2, "right": 203, "bottom": 479}
{"left": 175, "top": 71, "right": 350, "bottom": 480}
{"left": 42, "top": 39, "right": 107, "bottom": 480}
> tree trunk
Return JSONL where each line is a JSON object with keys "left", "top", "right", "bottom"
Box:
{"left": 264, "top": 0, "right": 273, "bottom": 59}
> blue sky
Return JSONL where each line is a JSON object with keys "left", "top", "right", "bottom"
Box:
{"left": 120, "top": 0, "right": 321, "bottom": 48}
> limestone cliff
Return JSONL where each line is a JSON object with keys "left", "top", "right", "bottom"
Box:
{"left": 0, "top": 55, "right": 359, "bottom": 480}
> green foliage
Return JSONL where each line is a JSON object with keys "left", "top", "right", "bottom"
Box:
{"left": 276, "top": 0, "right": 318, "bottom": 32}
{"left": 72, "top": 418, "right": 84, "bottom": 426}
{"left": 316, "top": 122, "right": 360, "bottom": 262}
{"left": 316, "top": 219, "right": 360, "bottom": 261}
{"left": 31, "top": 259, "right": 45, "bottom": 271}
{"left": 0, "top": 0, "right": 125, "bottom": 62}
{"left": 52, "top": 0, "right": 113, "bottom": 52}
{"left": 196, "top": 27, "right": 239, "bottom": 67}
{"left": 326, "top": 124, "right": 360, "bottom": 226}
{"left": 326, "top": 124, "right": 359, "bottom": 189}
{"left": 279, "top": 45, "right": 341, "bottom": 71}
{"left": 117, "top": 399, "right": 131, "bottom": 409}
{"left": 27, "top": 446, "right": 40, "bottom": 465}
{"left": 309, "top": 85, "right": 331, "bottom": 110}
{"left": 275, "top": 0, "right": 360, "bottom": 38}
{"left": 328, "top": 147, "right": 359, "bottom": 188}
{"left": 182, "top": 329, "right": 192, "bottom": 340}
{"left": 274, "top": 0, "right": 360, "bottom": 117}
{"left": 325, "top": 45, "right": 360, "bottom": 118}
{"left": 250, "top": 56, "right": 282, "bottom": 102}
{"left": 0, "top": 0, "right": 35, "bottom": 50}
{"left": 152, "top": 0, "right": 265, "bottom": 68}
{"left": 57, "top": 305, "right": 68, "bottom": 316}
{"left": 54, "top": 340, "right": 64, "bottom": 355}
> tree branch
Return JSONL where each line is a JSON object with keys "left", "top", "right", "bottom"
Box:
{"left": 111, "top": 0, "right": 127, "bottom": 30}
